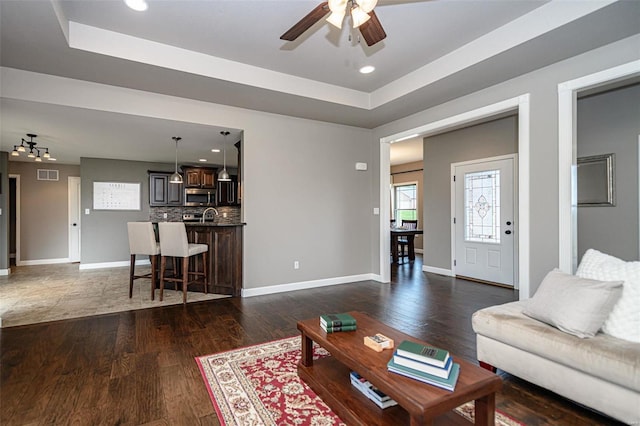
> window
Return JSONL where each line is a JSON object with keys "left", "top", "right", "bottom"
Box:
{"left": 464, "top": 170, "right": 501, "bottom": 243}
{"left": 393, "top": 183, "right": 417, "bottom": 223}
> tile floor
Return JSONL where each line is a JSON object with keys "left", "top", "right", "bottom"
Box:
{"left": 0, "top": 263, "right": 229, "bottom": 328}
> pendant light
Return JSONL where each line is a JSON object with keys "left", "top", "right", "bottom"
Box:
{"left": 218, "top": 131, "right": 231, "bottom": 182}
{"left": 170, "top": 136, "right": 183, "bottom": 184}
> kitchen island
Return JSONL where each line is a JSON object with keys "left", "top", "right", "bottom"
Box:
{"left": 184, "top": 222, "right": 244, "bottom": 296}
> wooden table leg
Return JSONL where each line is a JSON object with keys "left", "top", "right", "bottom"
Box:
{"left": 391, "top": 234, "right": 399, "bottom": 264}
{"left": 474, "top": 393, "right": 496, "bottom": 426}
{"left": 300, "top": 333, "right": 313, "bottom": 367}
{"left": 410, "top": 416, "right": 432, "bottom": 426}
{"left": 408, "top": 235, "right": 416, "bottom": 261}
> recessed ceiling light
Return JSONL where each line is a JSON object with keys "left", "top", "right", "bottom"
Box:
{"left": 199, "top": 158, "right": 208, "bottom": 162}
{"left": 124, "top": 0, "right": 148, "bottom": 12}
{"left": 211, "top": 148, "right": 221, "bottom": 153}
{"left": 359, "top": 65, "right": 375, "bottom": 74}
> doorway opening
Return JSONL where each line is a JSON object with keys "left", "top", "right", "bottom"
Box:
{"left": 379, "top": 94, "right": 530, "bottom": 299}
{"left": 9, "top": 175, "right": 19, "bottom": 268}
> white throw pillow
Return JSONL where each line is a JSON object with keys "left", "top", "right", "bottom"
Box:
{"left": 523, "top": 269, "right": 623, "bottom": 338}
{"left": 576, "top": 249, "right": 640, "bottom": 343}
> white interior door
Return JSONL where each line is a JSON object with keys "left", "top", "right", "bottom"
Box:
{"left": 68, "top": 177, "right": 81, "bottom": 262}
{"left": 453, "top": 156, "right": 516, "bottom": 286}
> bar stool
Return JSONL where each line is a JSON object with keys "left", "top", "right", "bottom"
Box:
{"left": 127, "top": 222, "right": 161, "bottom": 300}
{"left": 158, "top": 222, "right": 208, "bottom": 304}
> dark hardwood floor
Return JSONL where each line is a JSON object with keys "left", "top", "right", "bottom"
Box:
{"left": 1, "top": 257, "right": 623, "bottom": 425}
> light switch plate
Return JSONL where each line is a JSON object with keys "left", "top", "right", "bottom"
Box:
{"left": 85, "top": 208, "right": 90, "bottom": 215}
{"left": 373, "top": 207, "right": 380, "bottom": 215}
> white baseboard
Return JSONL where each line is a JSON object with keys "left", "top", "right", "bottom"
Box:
{"left": 422, "top": 265, "right": 454, "bottom": 277}
{"left": 79, "top": 259, "right": 150, "bottom": 270}
{"left": 0, "top": 269, "right": 9, "bottom": 276}
{"left": 415, "top": 248, "right": 424, "bottom": 254}
{"left": 17, "top": 257, "right": 70, "bottom": 266}
{"left": 242, "top": 273, "right": 379, "bottom": 298}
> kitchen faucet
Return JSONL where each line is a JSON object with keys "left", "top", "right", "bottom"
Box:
{"left": 201, "top": 207, "right": 219, "bottom": 223}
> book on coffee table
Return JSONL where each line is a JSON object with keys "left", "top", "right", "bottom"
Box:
{"left": 320, "top": 313, "right": 357, "bottom": 328}
{"left": 350, "top": 371, "right": 398, "bottom": 409}
{"left": 395, "top": 340, "right": 450, "bottom": 368}
{"left": 321, "top": 324, "right": 357, "bottom": 333}
{"left": 387, "top": 357, "right": 460, "bottom": 391}
{"left": 392, "top": 350, "right": 453, "bottom": 379}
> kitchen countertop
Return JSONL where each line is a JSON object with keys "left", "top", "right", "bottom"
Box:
{"left": 183, "top": 222, "right": 246, "bottom": 227}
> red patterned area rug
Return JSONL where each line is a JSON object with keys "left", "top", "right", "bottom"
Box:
{"left": 196, "top": 336, "right": 523, "bottom": 426}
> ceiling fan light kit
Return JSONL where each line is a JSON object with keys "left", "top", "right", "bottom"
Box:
{"left": 281, "top": 0, "right": 386, "bottom": 47}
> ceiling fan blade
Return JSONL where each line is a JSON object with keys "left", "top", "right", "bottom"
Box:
{"left": 280, "top": 2, "right": 330, "bottom": 42}
{"left": 359, "top": 10, "right": 387, "bottom": 47}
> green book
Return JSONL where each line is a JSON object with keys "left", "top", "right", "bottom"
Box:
{"left": 395, "top": 340, "right": 450, "bottom": 368}
{"left": 322, "top": 324, "right": 357, "bottom": 333}
{"left": 387, "top": 357, "right": 460, "bottom": 392}
{"left": 320, "top": 313, "right": 357, "bottom": 328}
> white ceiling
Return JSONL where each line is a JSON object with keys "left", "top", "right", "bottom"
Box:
{"left": 1, "top": 0, "right": 638, "bottom": 165}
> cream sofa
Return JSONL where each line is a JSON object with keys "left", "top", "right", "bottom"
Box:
{"left": 472, "top": 300, "right": 640, "bottom": 425}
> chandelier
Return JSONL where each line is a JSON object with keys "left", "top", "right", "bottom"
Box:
{"left": 327, "top": 0, "right": 378, "bottom": 29}
{"left": 11, "top": 134, "right": 56, "bottom": 162}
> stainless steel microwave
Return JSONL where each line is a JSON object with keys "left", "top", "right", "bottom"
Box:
{"left": 184, "top": 187, "right": 216, "bottom": 206}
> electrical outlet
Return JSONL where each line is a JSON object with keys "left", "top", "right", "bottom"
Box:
{"left": 85, "top": 208, "right": 90, "bottom": 215}
{"left": 163, "top": 213, "right": 168, "bottom": 219}
{"left": 294, "top": 261, "right": 299, "bottom": 270}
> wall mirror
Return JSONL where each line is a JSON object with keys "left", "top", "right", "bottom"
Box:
{"left": 577, "top": 153, "right": 615, "bottom": 206}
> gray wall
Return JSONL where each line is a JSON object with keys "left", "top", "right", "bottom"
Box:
{"left": 7, "top": 161, "right": 80, "bottom": 261}
{"left": 0, "top": 152, "right": 8, "bottom": 270}
{"left": 373, "top": 34, "right": 640, "bottom": 296}
{"left": 423, "top": 116, "right": 518, "bottom": 269}
{"left": 80, "top": 158, "right": 173, "bottom": 264}
{"left": 244, "top": 117, "right": 373, "bottom": 288}
{"left": 577, "top": 84, "right": 640, "bottom": 261}
{"left": 391, "top": 161, "right": 424, "bottom": 250}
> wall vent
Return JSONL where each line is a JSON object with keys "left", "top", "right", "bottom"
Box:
{"left": 37, "top": 169, "right": 59, "bottom": 181}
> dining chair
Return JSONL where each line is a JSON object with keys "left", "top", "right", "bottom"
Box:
{"left": 158, "top": 222, "right": 208, "bottom": 304}
{"left": 127, "top": 222, "right": 161, "bottom": 300}
{"left": 399, "top": 219, "right": 418, "bottom": 261}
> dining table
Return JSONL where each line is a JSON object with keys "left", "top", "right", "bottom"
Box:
{"left": 391, "top": 227, "right": 424, "bottom": 264}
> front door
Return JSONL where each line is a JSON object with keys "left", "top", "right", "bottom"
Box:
{"left": 453, "top": 156, "right": 516, "bottom": 286}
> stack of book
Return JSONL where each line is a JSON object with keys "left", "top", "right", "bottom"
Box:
{"left": 387, "top": 340, "right": 460, "bottom": 391}
{"left": 349, "top": 371, "right": 398, "bottom": 409}
{"left": 320, "top": 313, "right": 357, "bottom": 333}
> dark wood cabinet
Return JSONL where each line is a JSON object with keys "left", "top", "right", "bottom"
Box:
{"left": 183, "top": 167, "right": 216, "bottom": 189}
{"left": 149, "top": 172, "right": 183, "bottom": 206}
{"left": 217, "top": 175, "right": 238, "bottom": 206}
{"left": 186, "top": 225, "right": 243, "bottom": 296}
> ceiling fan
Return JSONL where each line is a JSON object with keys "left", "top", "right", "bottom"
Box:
{"left": 280, "top": 0, "right": 386, "bottom": 47}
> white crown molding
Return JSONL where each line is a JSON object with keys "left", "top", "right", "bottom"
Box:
{"left": 68, "top": 21, "right": 371, "bottom": 110}
{"left": 54, "top": 1, "right": 615, "bottom": 111}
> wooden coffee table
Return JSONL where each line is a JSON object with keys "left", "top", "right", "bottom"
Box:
{"left": 297, "top": 311, "right": 502, "bottom": 425}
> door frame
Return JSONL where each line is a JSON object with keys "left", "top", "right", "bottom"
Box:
{"left": 450, "top": 154, "right": 519, "bottom": 288}
{"left": 379, "top": 94, "right": 530, "bottom": 300}
{"left": 68, "top": 176, "right": 81, "bottom": 262}
{"left": 9, "top": 174, "right": 20, "bottom": 267}
{"left": 558, "top": 60, "right": 640, "bottom": 272}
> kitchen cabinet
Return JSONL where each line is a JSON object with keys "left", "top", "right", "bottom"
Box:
{"left": 217, "top": 175, "right": 238, "bottom": 206}
{"left": 183, "top": 166, "right": 216, "bottom": 189}
{"left": 149, "top": 172, "right": 183, "bottom": 206}
{"left": 186, "top": 224, "right": 243, "bottom": 296}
